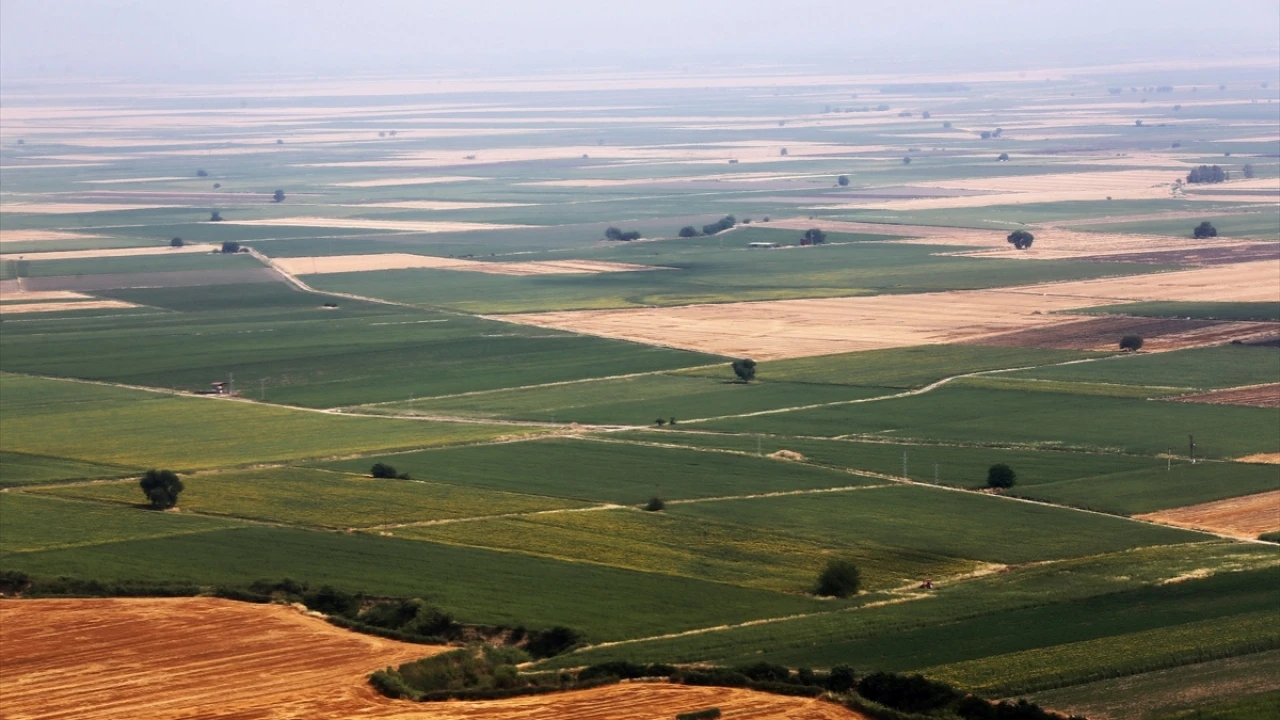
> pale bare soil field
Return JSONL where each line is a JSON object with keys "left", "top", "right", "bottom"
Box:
{"left": 0, "top": 598, "right": 862, "bottom": 720}
{"left": 0, "top": 202, "right": 178, "bottom": 214}
{"left": 219, "top": 217, "right": 530, "bottom": 233}
{"left": 0, "top": 230, "right": 99, "bottom": 243}
{"left": 0, "top": 290, "right": 91, "bottom": 302}
{"left": 1136, "top": 490, "right": 1280, "bottom": 539}
{"left": 0, "top": 244, "right": 219, "bottom": 262}
{"left": 1172, "top": 383, "right": 1280, "bottom": 408}
{"left": 350, "top": 201, "right": 533, "bottom": 210}
{"left": 970, "top": 317, "right": 1279, "bottom": 352}
{"left": 494, "top": 291, "right": 1096, "bottom": 359}
{"left": 331, "top": 176, "right": 483, "bottom": 188}
{"left": 818, "top": 170, "right": 1183, "bottom": 211}
{"left": 275, "top": 253, "right": 666, "bottom": 276}
{"left": 1007, "top": 260, "right": 1280, "bottom": 303}
{"left": 0, "top": 299, "right": 140, "bottom": 314}
{"left": 1237, "top": 454, "right": 1280, "bottom": 464}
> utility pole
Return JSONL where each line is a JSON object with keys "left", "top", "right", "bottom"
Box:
{"left": 1188, "top": 434, "right": 1195, "bottom": 464}
{"left": 934, "top": 462, "right": 939, "bottom": 484}
{"left": 1167, "top": 446, "right": 1172, "bottom": 472}
{"left": 902, "top": 452, "right": 908, "bottom": 479}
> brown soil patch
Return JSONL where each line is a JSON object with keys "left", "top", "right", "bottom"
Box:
{"left": 1069, "top": 243, "right": 1280, "bottom": 266}
{"left": 0, "top": 597, "right": 443, "bottom": 720}
{"left": 0, "top": 598, "right": 863, "bottom": 720}
{"left": 969, "top": 317, "right": 1279, "bottom": 352}
{"left": 1173, "top": 383, "right": 1280, "bottom": 408}
{"left": 0, "top": 244, "right": 219, "bottom": 262}
{"left": 494, "top": 290, "right": 1095, "bottom": 360}
{"left": 276, "top": 254, "right": 666, "bottom": 276}
{"left": 0, "top": 290, "right": 91, "bottom": 302}
{"left": 1237, "top": 453, "right": 1280, "bottom": 464}
{"left": 1137, "top": 490, "right": 1280, "bottom": 539}
{"left": 220, "top": 217, "right": 529, "bottom": 233}
{"left": 0, "top": 230, "right": 99, "bottom": 243}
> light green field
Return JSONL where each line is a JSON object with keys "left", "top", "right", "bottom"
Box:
{"left": 1004, "top": 345, "right": 1280, "bottom": 392}
{"left": 0, "top": 451, "right": 136, "bottom": 488}
{"left": 0, "top": 493, "right": 236, "bottom": 554}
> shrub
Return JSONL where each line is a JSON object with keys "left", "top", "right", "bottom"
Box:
{"left": 170, "top": 236, "right": 184, "bottom": 247}
{"left": 815, "top": 558, "right": 861, "bottom": 598}
{"left": 139, "top": 468, "right": 184, "bottom": 509}
{"left": 857, "top": 671, "right": 962, "bottom": 714}
{"left": 220, "top": 241, "right": 240, "bottom": 254}
{"left": 196, "top": 169, "right": 208, "bottom": 177}
{"left": 827, "top": 664, "right": 857, "bottom": 692}
{"left": 371, "top": 462, "right": 401, "bottom": 479}
{"left": 303, "top": 585, "right": 360, "bottom": 617}
{"left": 210, "top": 211, "right": 224, "bottom": 222}
{"left": 1007, "top": 230, "right": 1034, "bottom": 250}
{"left": 998, "top": 153, "right": 1009, "bottom": 161}
{"left": 1120, "top": 334, "right": 1144, "bottom": 351}
{"left": 987, "top": 463, "right": 1016, "bottom": 489}
{"left": 645, "top": 497, "right": 665, "bottom": 512}
{"left": 837, "top": 175, "right": 849, "bottom": 186}
{"left": 735, "top": 662, "right": 791, "bottom": 683}
{"left": 524, "top": 626, "right": 582, "bottom": 658}
{"left": 0, "top": 570, "right": 32, "bottom": 595}
{"left": 679, "top": 226, "right": 700, "bottom": 238}
{"left": 902, "top": 156, "right": 912, "bottom": 164}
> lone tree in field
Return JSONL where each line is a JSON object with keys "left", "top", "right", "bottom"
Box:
{"left": 942, "top": 121, "right": 952, "bottom": 128}
{"left": 139, "top": 469, "right": 184, "bottom": 509}
{"left": 986, "top": 463, "right": 1016, "bottom": 489}
{"left": 220, "top": 241, "right": 241, "bottom": 254}
{"left": 802, "top": 228, "right": 827, "bottom": 245}
{"left": 1007, "top": 230, "right": 1035, "bottom": 250}
{"left": 1193, "top": 221, "right": 1218, "bottom": 239}
{"left": 196, "top": 169, "right": 208, "bottom": 177}
{"left": 837, "top": 175, "right": 850, "bottom": 186}
{"left": 780, "top": 147, "right": 788, "bottom": 156}
{"left": 678, "top": 226, "right": 700, "bottom": 238}
{"left": 902, "top": 156, "right": 912, "bottom": 164}
{"left": 645, "top": 497, "right": 665, "bottom": 512}
{"left": 732, "top": 358, "right": 757, "bottom": 383}
{"left": 209, "top": 210, "right": 223, "bottom": 222}
{"left": 1120, "top": 335, "right": 1144, "bottom": 352}
{"left": 815, "top": 559, "right": 861, "bottom": 598}
{"left": 170, "top": 237, "right": 184, "bottom": 248}
{"left": 272, "top": 189, "right": 286, "bottom": 203}
{"left": 371, "top": 462, "right": 410, "bottom": 480}
{"left": 1243, "top": 164, "right": 1255, "bottom": 179}
{"left": 998, "top": 152, "right": 1010, "bottom": 161}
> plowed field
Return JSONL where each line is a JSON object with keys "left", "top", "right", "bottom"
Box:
{"left": 0, "top": 598, "right": 864, "bottom": 720}
{"left": 1136, "top": 490, "right": 1280, "bottom": 539}
{"left": 1173, "top": 383, "right": 1280, "bottom": 408}
{"left": 969, "top": 317, "right": 1279, "bottom": 352}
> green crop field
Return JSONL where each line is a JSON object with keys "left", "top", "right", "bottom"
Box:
{"left": 0, "top": 493, "right": 237, "bottom": 554}
{"left": 1078, "top": 301, "right": 1280, "bottom": 322}
{"left": 397, "top": 506, "right": 978, "bottom": 593}
{"left": 28, "top": 467, "right": 587, "bottom": 529}
{"left": 0, "top": 374, "right": 526, "bottom": 469}
{"left": 0, "top": 451, "right": 137, "bottom": 488}
{"left": 1005, "top": 345, "right": 1280, "bottom": 391}
{"left": 700, "top": 385, "right": 1280, "bottom": 458}
{"left": 316, "top": 437, "right": 880, "bottom": 504}
{"left": 20, "top": 251, "right": 262, "bottom": 277}
{"left": 1071, "top": 208, "right": 1280, "bottom": 239}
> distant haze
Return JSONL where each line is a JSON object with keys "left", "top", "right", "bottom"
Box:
{"left": 2, "top": 0, "right": 1278, "bottom": 80}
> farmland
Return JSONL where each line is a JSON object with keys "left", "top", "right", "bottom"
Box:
{"left": 2, "top": 47, "right": 1279, "bottom": 720}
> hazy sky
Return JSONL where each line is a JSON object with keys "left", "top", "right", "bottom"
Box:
{"left": 2, "top": 0, "right": 1278, "bottom": 79}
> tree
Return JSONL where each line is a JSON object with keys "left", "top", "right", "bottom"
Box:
{"left": 276, "top": 138, "right": 284, "bottom": 144}
{"left": 902, "top": 156, "right": 912, "bottom": 164}
{"left": 998, "top": 153, "right": 1010, "bottom": 161}
{"left": 213, "top": 183, "right": 221, "bottom": 189}
{"left": 922, "top": 110, "right": 931, "bottom": 119}
{"left": 371, "top": 462, "right": 400, "bottom": 479}
{"left": 980, "top": 130, "right": 992, "bottom": 139}
{"left": 655, "top": 418, "right": 667, "bottom": 427}
{"left": 1135, "top": 120, "right": 1144, "bottom": 127}
{"left": 731, "top": 358, "right": 757, "bottom": 383}
{"left": 1193, "top": 221, "right": 1218, "bottom": 239}
{"left": 645, "top": 497, "right": 665, "bottom": 511}
{"left": 196, "top": 169, "right": 208, "bottom": 177}
{"left": 1007, "top": 230, "right": 1034, "bottom": 250}
{"left": 525, "top": 626, "right": 582, "bottom": 659}
{"left": 170, "top": 237, "right": 184, "bottom": 248}
{"left": 139, "top": 469, "right": 184, "bottom": 509}
{"left": 815, "top": 559, "right": 861, "bottom": 598}
{"left": 1120, "top": 335, "right": 1144, "bottom": 351}
{"left": 702, "top": 215, "right": 736, "bottom": 236}
{"left": 837, "top": 175, "right": 850, "bottom": 186}
{"left": 987, "top": 463, "right": 1016, "bottom": 489}
{"left": 1186, "top": 165, "right": 1227, "bottom": 184}
{"left": 272, "top": 189, "right": 285, "bottom": 203}
{"left": 1243, "top": 164, "right": 1255, "bottom": 179}
{"left": 780, "top": 147, "right": 788, "bottom": 156}
{"left": 802, "top": 228, "right": 827, "bottom": 245}
{"left": 942, "top": 121, "right": 952, "bottom": 128}
{"left": 678, "top": 226, "right": 700, "bottom": 238}
{"left": 220, "top": 241, "right": 241, "bottom": 254}
{"left": 604, "top": 226, "right": 640, "bottom": 241}
{"left": 210, "top": 211, "right": 224, "bottom": 222}
{"left": 827, "top": 665, "right": 857, "bottom": 692}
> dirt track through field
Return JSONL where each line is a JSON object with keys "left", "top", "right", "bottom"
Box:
{"left": 275, "top": 253, "right": 666, "bottom": 276}
{"left": 1136, "top": 491, "right": 1280, "bottom": 539}
{"left": 0, "top": 598, "right": 865, "bottom": 720}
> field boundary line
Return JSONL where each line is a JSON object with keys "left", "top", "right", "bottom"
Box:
{"left": 360, "top": 502, "right": 626, "bottom": 532}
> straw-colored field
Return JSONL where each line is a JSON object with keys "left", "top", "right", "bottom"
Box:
{"left": 1017, "top": 260, "right": 1280, "bottom": 303}
{"left": 821, "top": 170, "right": 1183, "bottom": 210}
{"left": 0, "top": 598, "right": 864, "bottom": 720}
{"left": 0, "top": 290, "right": 91, "bottom": 302}
{"left": 1136, "top": 491, "right": 1280, "bottom": 539}
{"left": 0, "top": 230, "right": 99, "bottom": 243}
{"left": 0, "top": 202, "right": 176, "bottom": 214}
{"left": 275, "top": 253, "right": 666, "bottom": 276}
{"left": 330, "top": 176, "right": 482, "bottom": 187}
{"left": 0, "top": 300, "right": 140, "bottom": 314}
{"left": 218, "top": 217, "right": 529, "bottom": 233}
{"left": 0, "top": 244, "right": 219, "bottom": 262}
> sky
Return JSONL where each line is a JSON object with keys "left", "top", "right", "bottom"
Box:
{"left": 1, "top": 0, "right": 1278, "bottom": 79}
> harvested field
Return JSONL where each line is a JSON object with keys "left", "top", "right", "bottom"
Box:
{"left": 78, "top": 176, "right": 193, "bottom": 184}
{"left": 0, "top": 290, "right": 92, "bottom": 302}
{"left": 0, "top": 300, "right": 140, "bottom": 314}
{"left": 0, "top": 230, "right": 98, "bottom": 243}
{"left": 1136, "top": 490, "right": 1280, "bottom": 539}
{"left": 1011, "top": 261, "right": 1280, "bottom": 303}
{"left": 352, "top": 200, "right": 533, "bottom": 210}
{"left": 276, "top": 253, "right": 665, "bottom": 276}
{"left": 21, "top": 267, "right": 284, "bottom": 292}
{"left": 219, "top": 217, "right": 530, "bottom": 233}
{"left": 0, "top": 598, "right": 864, "bottom": 720}
{"left": 1173, "top": 383, "right": 1280, "bottom": 408}
{"left": 1070, "top": 243, "right": 1280, "bottom": 266}
{"left": 493, "top": 289, "right": 1096, "bottom": 359}
{"left": 0, "top": 244, "right": 219, "bottom": 262}
{"left": 0, "top": 597, "right": 442, "bottom": 720}
{"left": 820, "top": 171, "right": 1181, "bottom": 210}
{"left": 969, "top": 317, "right": 1280, "bottom": 352}
{"left": 1238, "top": 454, "right": 1280, "bottom": 464}
{"left": 0, "top": 203, "right": 175, "bottom": 214}
{"left": 330, "top": 176, "right": 482, "bottom": 187}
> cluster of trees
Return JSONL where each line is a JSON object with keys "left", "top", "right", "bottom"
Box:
{"left": 702, "top": 215, "right": 737, "bottom": 236}
{"left": 1007, "top": 230, "right": 1034, "bottom": 250}
{"left": 979, "top": 128, "right": 1004, "bottom": 140}
{"left": 1193, "top": 221, "right": 1218, "bottom": 239}
{"left": 604, "top": 226, "right": 641, "bottom": 241}
{"left": 139, "top": 469, "right": 183, "bottom": 509}
{"left": 1186, "top": 165, "right": 1229, "bottom": 184}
